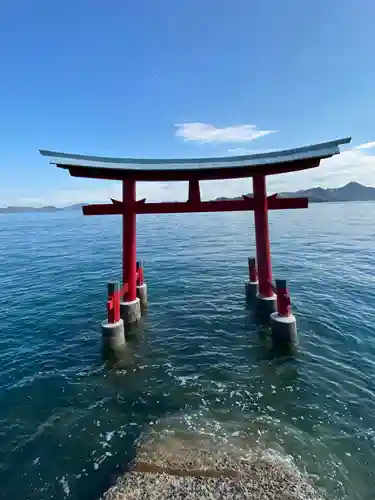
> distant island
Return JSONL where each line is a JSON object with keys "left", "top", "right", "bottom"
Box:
{"left": 0, "top": 204, "right": 84, "bottom": 214}
{"left": 1, "top": 182, "right": 375, "bottom": 213}
{"left": 215, "top": 182, "right": 375, "bottom": 203}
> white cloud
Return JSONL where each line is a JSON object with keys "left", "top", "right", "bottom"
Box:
{"left": 175, "top": 122, "right": 275, "bottom": 143}
{"left": 355, "top": 141, "right": 375, "bottom": 150}
{"left": 268, "top": 147, "right": 375, "bottom": 193}
{"left": 192, "top": 147, "right": 375, "bottom": 197}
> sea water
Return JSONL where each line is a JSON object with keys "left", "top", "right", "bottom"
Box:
{"left": 0, "top": 202, "right": 374, "bottom": 499}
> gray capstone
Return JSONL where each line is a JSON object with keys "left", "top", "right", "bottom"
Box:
{"left": 256, "top": 293, "right": 277, "bottom": 317}
{"left": 245, "top": 280, "right": 259, "bottom": 303}
{"left": 136, "top": 283, "right": 148, "bottom": 309}
{"left": 120, "top": 297, "right": 141, "bottom": 325}
{"left": 270, "top": 312, "right": 298, "bottom": 348}
{"left": 101, "top": 318, "right": 126, "bottom": 350}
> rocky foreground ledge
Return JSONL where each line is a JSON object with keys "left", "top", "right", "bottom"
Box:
{"left": 101, "top": 432, "right": 326, "bottom": 500}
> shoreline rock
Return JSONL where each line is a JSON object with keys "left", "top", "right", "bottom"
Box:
{"left": 101, "top": 432, "right": 326, "bottom": 500}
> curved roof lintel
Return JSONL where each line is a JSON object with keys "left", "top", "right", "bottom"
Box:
{"left": 39, "top": 137, "right": 351, "bottom": 182}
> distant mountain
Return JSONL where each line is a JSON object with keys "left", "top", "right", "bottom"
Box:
{"left": 2, "top": 183, "right": 375, "bottom": 213}
{"left": 65, "top": 204, "right": 87, "bottom": 210}
{"left": 0, "top": 205, "right": 63, "bottom": 213}
{"left": 279, "top": 182, "right": 375, "bottom": 203}
{"left": 215, "top": 182, "right": 375, "bottom": 203}
{"left": 0, "top": 204, "right": 86, "bottom": 214}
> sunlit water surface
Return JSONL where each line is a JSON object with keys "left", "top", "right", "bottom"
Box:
{"left": 0, "top": 202, "right": 374, "bottom": 499}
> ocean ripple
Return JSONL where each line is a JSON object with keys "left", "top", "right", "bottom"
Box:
{"left": 0, "top": 204, "right": 374, "bottom": 499}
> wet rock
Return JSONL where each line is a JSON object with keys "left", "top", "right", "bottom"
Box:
{"left": 101, "top": 430, "right": 326, "bottom": 500}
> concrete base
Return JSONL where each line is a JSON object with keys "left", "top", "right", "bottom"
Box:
{"left": 245, "top": 280, "right": 259, "bottom": 303}
{"left": 256, "top": 293, "right": 277, "bottom": 317}
{"left": 120, "top": 297, "right": 141, "bottom": 325}
{"left": 136, "top": 283, "right": 148, "bottom": 309}
{"left": 101, "top": 318, "right": 125, "bottom": 350}
{"left": 270, "top": 312, "right": 298, "bottom": 349}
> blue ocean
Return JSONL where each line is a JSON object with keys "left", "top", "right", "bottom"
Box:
{"left": 0, "top": 202, "right": 374, "bottom": 499}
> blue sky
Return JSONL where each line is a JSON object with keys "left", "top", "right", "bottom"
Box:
{"left": 0, "top": 0, "right": 374, "bottom": 206}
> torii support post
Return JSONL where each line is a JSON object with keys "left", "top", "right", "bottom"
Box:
{"left": 253, "top": 175, "right": 277, "bottom": 316}
{"left": 136, "top": 261, "right": 148, "bottom": 309}
{"left": 270, "top": 279, "right": 298, "bottom": 352}
{"left": 120, "top": 179, "right": 141, "bottom": 326}
{"left": 101, "top": 280, "right": 126, "bottom": 353}
{"left": 245, "top": 257, "right": 259, "bottom": 304}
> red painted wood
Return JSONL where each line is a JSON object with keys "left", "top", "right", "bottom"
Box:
{"left": 107, "top": 286, "right": 120, "bottom": 323}
{"left": 119, "top": 273, "right": 140, "bottom": 297}
{"left": 188, "top": 180, "right": 201, "bottom": 203}
{"left": 120, "top": 283, "right": 128, "bottom": 296}
{"left": 136, "top": 263, "right": 144, "bottom": 286}
{"left": 114, "top": 293, "right": 120, "bottom": 322}
{"left": 83, "top": 204, "right": 120, "bottom": 215}
{"left": 60, "top": 158, "right": 321, "bottom": 182}
{"left": 253, "top": 175, "right": 273, "bottom": 298}
{"left": 248, "top": 257, "right": 257, "bottom": 282}
{"left": 136, "top": 262, "right": 140, "bottom": 285}
{"left": 82, "top": 196, "right": 308, "bottom": 216}
{"left": 138, "top": 199, "right": 255, "bottom": 214}
{"left": 122, "top": 180, "right": 137, "bottom": 302}
{"left": 269, "top": 197, "right": 308, "bottom": 210}
{"left": 275, "top": 281, "right": 291, "bottom": 317}
{"left": 107, "top": 299, "right": 113, "bottom": 323}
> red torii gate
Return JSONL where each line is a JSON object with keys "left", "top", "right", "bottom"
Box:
{"left": 40, "top": 137, "right": 350, "bottom": 335}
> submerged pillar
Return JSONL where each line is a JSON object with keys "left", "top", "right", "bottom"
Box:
{"left": 245, "top": 257, "right": 259, "bottom": 303}
{"left": 270, "top": 279, "right": 298, "bottom": 350}
{"left": 253, "top": 175, "right": 276, "bottom": 316}
{"left": 121, "top": 179, "right": 141, "bottom": 325}
{"left": 136, "top": 261, "right": 148, "bottom": 309}
{"left": 101, "top": 280, "right": 125, "bottom": 351}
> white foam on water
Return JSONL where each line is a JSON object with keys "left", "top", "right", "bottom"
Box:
{"left": 58, "top": 476, "right": 71, "bottom": 497}
{"left": 105, "top": 431, "right": 115, "bottom": 442}
{"left": 173, "top": 374, "right": 201, "bottom": 386}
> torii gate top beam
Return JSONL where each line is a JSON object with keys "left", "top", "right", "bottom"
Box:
{"left": 40, "top": 137, "right": 351, "bottom": 182}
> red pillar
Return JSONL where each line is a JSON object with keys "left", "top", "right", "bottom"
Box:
{"left": 122, "top": 179, "right": 137, "bottom": 302}
{"left": 253, "top": 175, "right": 273, "bottom": 297}
{"left": 188, "top": 180, "right": 201, "bottom": 203}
